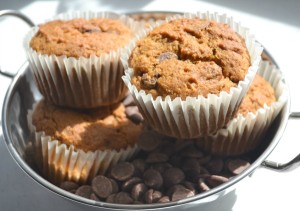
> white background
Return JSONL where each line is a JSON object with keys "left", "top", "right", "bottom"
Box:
{"left": 1, "top": 0, "right": 300, "bottom": 210}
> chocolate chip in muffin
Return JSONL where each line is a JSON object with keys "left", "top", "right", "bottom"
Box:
{"left": 141, "top": 73, "right": 158, "bottom": 89}
{"left": 81, "top": 24, "right": 101, "bottom": 33}
{"left": 158, "top": 52, "right": 178, "bottom": 63}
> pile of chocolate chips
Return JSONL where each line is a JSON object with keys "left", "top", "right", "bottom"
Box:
{"left": 60, "top": 130, "right": 251, "bottom": 204}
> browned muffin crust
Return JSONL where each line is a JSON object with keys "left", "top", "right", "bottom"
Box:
{"left": 129, "top": 18, "right": 250, "bottom": 100}
{"left": 32, "top": 100, "right": 142, "bottom": 152}
{"left": 30, "top": 18, "right": 134, "bottom": 58}
{"left": 237, "top": 74, "right": 276, "bottom": 116}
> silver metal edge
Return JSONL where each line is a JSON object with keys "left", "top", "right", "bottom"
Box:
{"left": 0, "top": 10, "right": 34, "bottom": 78}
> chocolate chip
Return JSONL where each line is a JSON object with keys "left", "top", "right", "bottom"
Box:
{"left": 143, "top": 169, "right": 163, "bottom": 189}
{"left": 90, "top": 193, "right": 100, "bottom": 201}
{"left": 125, "top": 106, "right": 144, "bottom": 124}
{"left": 114, "top": 192, "right": 134, "bottom": 204}
{"left": 81, "top": 24, "right": 101, "bottom": 33}
{"left": 169, "top": 185, "right": 195, "bottom": 201}
{"left": 110, "top": 178, "right": 119, "bottom": 193}
{"left": 183, "top": 161, "right": 210, "bottom": 183}
{"left": 121, "top": 177, "right": 142, "bottom": 192}
{"left": 111, "top": 162, "right": 135, "bottom": 181}
{"left": 174, "top": 140, "right": 195, "bottom": 152}
{"left": 198, "top": 155, "right": 212, "bottom": 165}
{"left": 137, "top": 131, "right": 162, "bottom": 152}
{"left": 133, "top": 201, "right": 143, "bottom": 204}
{"left": 182, "top": 181, "right": 197, "bottom": 194}
{"left": 69, "top": 189, "right": 77, "bottom": 194}
{"left": 145, "top": 189, "right": 162, "bottom": 204}
{"left": 163, "top": 167, "right": 185, "bottom": 188}
{"left": 205, "top": 175, "right": 229, "bottom": 188}
{"left": 169, "top": 155, "right": 182, "bottom": 167}
{"left": 181, "top": 159, "right": 200, "bottom": 173}
{"left": 123, "top": 94, "right": 135, "bottom": 106}
{"left": 146, "top": 152, "right": 169, "bottom": 163}
{"left": 75, "top": 185, "right": 92, "bottom": 198}
{"left": 60, "top": 181, "right": 79, "bottom": 192}
{"left": 227, "top": 159, "right": 250, "bottom": 175}
{"left": 151, "top": 162, "right": 172, "bottom": 174}
{"left": 92, "top": 175, "right": 113, "bottom": 199}
{"left": 157, "top": 196, "right": 170, "bottom": 203}
{"left": 158, "top": 52, "right": 178, "bottom": 62}
{"left": 106, "top": 194, "right": 116, "bottom": 203}
{"left": 141, "top": 73, "right": 157, "bottom": 89}
{"left": 180, "top": 147, "right": 204, "bottom": 159}
{"left": 205, "top": 157, "right": 224, "bottom": 174}
{"left": 131, "top": 183, "right": 148, "bottom": 201}
{"left": 198, "top": 178, "right": 210, "bottom": 192}
{"left": 132, "top": 159, "right": 146, "bottom": 177}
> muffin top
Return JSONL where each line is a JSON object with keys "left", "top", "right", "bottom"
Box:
{"left": 30, "top": 18, "right": 134, "bottom": 58}
{"left": 129, "top": 18, "right": 250, "bottom": 100}
{"left": 32, "top": 100, "right": 143, "bottom": 152}
{"left": 237, "top": 74, "right": 276, "bottom": 116}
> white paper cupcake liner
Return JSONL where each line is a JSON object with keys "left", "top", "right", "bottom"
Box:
{"left": 24, "top": 11, "right": 142, "bottom": 109}
{"left": 196, "top": 61, "right": 288, "bottom": 156}
{"left": 27, "top": 104, "right": 139, "bottom": 185}
{"left": 121, "top": 11, "right": 263, "bottom": 138}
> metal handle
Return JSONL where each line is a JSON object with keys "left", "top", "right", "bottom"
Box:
{"left": 262, "top": 114, "right": 300, "bottom": 171}
{"left": 0, "top": 10, "right": 35, "bottom": 78}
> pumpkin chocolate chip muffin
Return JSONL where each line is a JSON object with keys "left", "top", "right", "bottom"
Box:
{"left": 122, "top": 12, "right": 262, "bottom": 138}
{"left": 25, "top": 11, "right": 140, "bottom": 109}
{"left": 28, "top": 99, "right": 143, "bottom": 184}
{"left": 32, "top": 100, "right": 141, "bottom": 152}
{"left": 129, "top": 18, "right": 250, "bottom": 100}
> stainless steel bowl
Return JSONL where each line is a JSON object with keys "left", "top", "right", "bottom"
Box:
{"left": 1, "top": 10, "right": 299, "bottom": 211}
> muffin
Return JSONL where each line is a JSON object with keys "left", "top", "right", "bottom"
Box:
{"left": 24, "top": 11, "right": 141, "bottom": 109}
{"left": 122, "top": 12, "right": 263, "bottom": 138}
{"left": 27, "top": 99, "right": 143, "bottom": 184}
{"left": 196, "top": 61, "right": 288, "bottom": 156}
